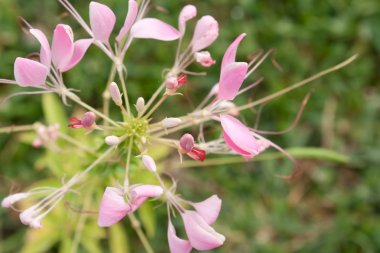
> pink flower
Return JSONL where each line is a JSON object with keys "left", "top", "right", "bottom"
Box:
{"left": 131, "top": 18, "right": 181, "bottom": 41}
{"left": 68, "top": 112, "right": 96, "bottom": 129}
{"left": 89, "top": 1, "right": 116, "bottom": 43}
{"left": 30, "top": 25, "right": 93, "bottom": 72}
{"left": 191, "top": 195, "right": 222, "bottom": 225}
{"left": 181, "top": 210, "right": 225, "bottom": 251}
{"left": 14, "top": 57, "right": 49, "bottom": 87}
{"left": 195, "top": 51, "right": 216, "bottom": 67}
{"left": 220, "top": 114, "right": 269, "bottom": 158}
{"left": 98, "top": 185, "right": 163, "bottom": 227}
{"left": 168, "top": 220, "right": 192, "bottom": 253}
{"left": 116, "top": 0, "right": 139, "bottom": 41}
{"left": 179, "top": 5, "right": 197, "bottom": 35}
{"left": 165, "top": 74, "right": 188, "bottom": 94}
{"left": 1, "top": 193, "right": 30, "bottom": 208}
{"left": 179, "top": 133, "right": 206, "bottom": 161}
{"left": 218, "top": 33, "right": 248, "bottom": 100}
{"left": 191, "top": 16, "right": 219, "bottom": 52}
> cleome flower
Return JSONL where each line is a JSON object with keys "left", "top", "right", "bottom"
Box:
{"left": 0, "top": 0, "right": 356, "bottom": 252}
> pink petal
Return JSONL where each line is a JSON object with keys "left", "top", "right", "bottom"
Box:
{"left": 129, "top": 184, "right": 163, "bottom": 211}
{"left": 98, "top": 187, "right": 131, "bottom": 227}
{"left": 218, "top": 62, "right": 248, "bottom": 100}
{"left": 191, "top": 15, "right": 219, "bottom": 52}
{"left": 14, "top": 57, "right": 48, "bottom": 87}
{"left": 90, "top": 1, "right": 116, "bottom": 43}
{"left": 192, "top": 195, "right": 221, "bottom": 225}
{"left": 221, "top": 33, "right": 246, "bottom": 71}
{"left": 29, "top": 29, "right": 51, "bottom": 68}
{"left": 220, "top": 115, "right": 260, "bottom": 157}
{"left": 130, "top": 18, "right": 181, "bottom": 41}
{"left": 60, "top": 39, "right": 93, "bottom": 72}
{"left": 179, "top": 5, "right": 197, "bottom": 35}
{"left": 181, "top": 210, "right": 225, "bottom": 251}
{"left": 51, "top": 24, "right": 74, "bottom": 70}
{"left": 116, "top": 0, "right": 138, "bottom": 42}
{"left": 168, "top": 220, "right": 192, "bottom": 253}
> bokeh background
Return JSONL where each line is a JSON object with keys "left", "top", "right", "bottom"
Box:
{"left": 1, "top": 0, "right": 380, "bottom": 252}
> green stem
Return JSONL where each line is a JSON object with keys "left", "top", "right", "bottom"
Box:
{"left": 128, "top": 213, "right": 155, "bottom": 253}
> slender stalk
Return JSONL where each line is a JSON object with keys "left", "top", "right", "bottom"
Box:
{"left": 140, "top": 82, "right": 166, "bottom": 117}
{"left": 66, "top": 92, "right": 120, "bottom": 127}
{"left": 117, "top": 69, "right": 131, "bottom": 117}
{"left": 123, "top": 137, "right": 134, "bottom": 190}
{"left": 103, "top": 64, "right": 117, "bottom": 128}
{"left": 237, "top": 55, "right": 357, "bottom": 112}
{"left": 128, "top": 213, "right": 154, "bottom": 253}
{"left": 0, "top": 124, "right": 35, "bottom": 134}
{"left": 143, "top": 95, "right": 168, "bottom": 119}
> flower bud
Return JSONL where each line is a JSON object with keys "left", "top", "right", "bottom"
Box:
{"left": 109, "top": 82, "right": 123, "bottom": 106}
{"left": 161, "top": 117, "right": 182, "bottom": 128}
{"left": 136, "top": 97, "right": 145, "bottom": 113}
{"left": 180, "top": 133, "right": 195, "bottom": 153}
{"left": 81, "top": 112, "right": 96, "bottom": 129}
{"left": 165, "top": 76, "right": 178, "bottom": 90}
{"left": 105, "top": 135, "right": 120, "bottom": 146}
{"left": 191, "top": 16, "right": 219, "bottom": 52}
{"left": 142, "top": 155, "right": 157, "bottom": 172}
{"left": 1, "top": 193, "right": 30, "bottom": 208}
{"left": 195, "top": 51, "right": 216, "bottom": 67}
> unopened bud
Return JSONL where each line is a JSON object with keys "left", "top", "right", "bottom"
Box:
{"left": 109, "top": 82, "right": 123, "bottom": 106}
{"left": 105, "top": 135, "right": 120, "bottom": 146}
{"left": 195, "top": 51, "right": 216, "bottom": 67}
{"left": 136, "top": 97, "right": 145, "bottom": 113}
{"left": 1, "top": 193, "right": 30, "bottom": 208}
{"left": 30, "top": 218, "right": 42, "bottom": 229}
{"left": 161, "top": 117, "right": 182, "bottom": 128}
{"left": 142, "top": 155, "right": 157, "bottom": 172}
{"left": 81, "top": 112, "right": 96, "bottom": 129}
{"left": 180, "top": 133, "right": 195, "bottom": 152}
{"left": 165, "top": 76, "right": 178, "bottom": 90}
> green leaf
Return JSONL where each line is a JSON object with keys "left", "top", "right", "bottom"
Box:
{"left": 42, "top": 93, "right": 67, "bottom": 133}
{"left": 138, "top": 202, "right": 156, "bottom": 238}
{"left": 109, "top": 223, "right": 130, "bottom": 253}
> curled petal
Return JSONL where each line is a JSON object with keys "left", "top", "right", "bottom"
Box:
{"left": 51, "top": 24, "right": 74, "bottom": 70}
{"left": 98, "top": 187, "right": 131, "bottom": 227}
{"left": 168, "top": 221, "right": 192, "bottom": 253}
{"left": 129, "top": 185, "right": 163, "bottom": 211}
{"left": 29, "top": 29, "right": 51, "bottom": 68}
{"left": 218, "top": 62, "right": 248, "bottom": 101}
{"left": 191, "top": 15, "right": 219, "bottom": 52}
{"left": 14, "top": 57, "right": 48, "bottom": 87}
{"left": 61, "top": 39, "right": 93, "bottom": 72}
{"left": 221, "top": 33, "right": 246, "bottom": 71}
{"left": 181, "top": 210, "right": 225, "bottom": 251}
{"left": 179, "top": 5, "right": 197, "bottom": 35}
{"left": 220, "top": 114, "right": 260, "bottom": 157}
{"left": 116, "top": 0, "right": 138, "bottom": 41}
{"left": 192, "top": 195, "right": 222, "bottom": 225}
{"left": 130, "top": 18, "right": 181, "bottom": 41}
{"left": 90, "top": 1, "right": 116, "bottom": 43}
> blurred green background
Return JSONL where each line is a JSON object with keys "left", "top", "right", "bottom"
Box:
{"left": 1, "top": 0, "right": 380, "bottom": 252}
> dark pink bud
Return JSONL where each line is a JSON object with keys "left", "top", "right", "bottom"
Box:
{"left": 180, "top": 133, "right": 195, "bottom": 152}
{"left": 187, "top": 147, "right": 206, "bottom": 162}
{"left": 81, "top": 112, "right": 96, "bottom": 129}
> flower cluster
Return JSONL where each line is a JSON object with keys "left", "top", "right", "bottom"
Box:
{"left": 0, "top": 0, "right": 355, "bottom": 252}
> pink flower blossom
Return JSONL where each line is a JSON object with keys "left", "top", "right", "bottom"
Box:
{"left": 14, "top": 57, "right": 49, "bottom": 87}
{"left": 168, "top": 220, "right": 192, "bottom": 253}
{"left": 98, "top": 185, "right": 163, "bottom": 227}
{"left": 179, "top": 5, "right": 197, "bottom": 35}
{"left": 218, "top": 33, "right": 248, "bottom": 100}
{"left": 220, "top": 114, "right": 269, "bottom": 158}
{"left": 191, "top": 16, "right": 219, "bottom": 52}
{"left": 181, "top": 210, "right": 225, "bottom": 251}
{"left": 179, "top": 133, "right": 207, "bottom": 161}
{"left": 191, "top": 195, "right": 222, "bottom": 225}
{"left": 116, "top": 0, "right": 139, "bottom": 41}
{"left": 195, "top": 51, "right": 216, "bottom": 67}
{"left": 68, "top": 112, "right": 96, "bottom": 129}
{"left": 89, "top": 1, "right": 116, "bottom": 43}
{"left": 131, "top": 18, "right": 181, "bottom": 41}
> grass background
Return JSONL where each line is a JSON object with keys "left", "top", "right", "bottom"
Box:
{"left": 1, "top": 0, "right": 380, "bottom": 252}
